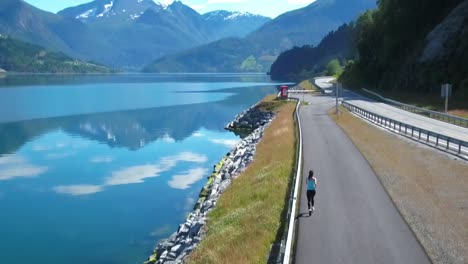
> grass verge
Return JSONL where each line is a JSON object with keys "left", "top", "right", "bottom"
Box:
{"left": 330, "top": 107, "right": 468, "bottom": 264}
{"left": 187, "top": 97, "right": 297, "bottom": 264}
{"left": 298, "top": 80, "right": 319, "bottom": 91}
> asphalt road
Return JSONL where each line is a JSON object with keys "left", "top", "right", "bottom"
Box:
{"left": 293, "top": 93, "right": 431, "bottom": 264}
{"left": 314, "top": 77, "right": 468, "bottom": 141}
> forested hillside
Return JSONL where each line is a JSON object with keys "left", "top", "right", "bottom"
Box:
{"left": 0, "top": 35, "right": 112, "bottom": 73}
{"left": 340, "top": 0, "right": 468, "bottom": 99}
{"left": 269, "top": 24, "right": 354, "bottom": 80}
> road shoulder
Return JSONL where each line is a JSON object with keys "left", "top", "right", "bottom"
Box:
{"left": 331, "top": 106, "right": 468, "bottom": 264}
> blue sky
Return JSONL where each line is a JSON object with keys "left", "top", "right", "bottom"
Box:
{"left": 24, "top": 0, "right": 316, "bottom": 18}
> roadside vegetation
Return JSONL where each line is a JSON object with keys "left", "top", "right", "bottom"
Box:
{"left": 330, "top": 107, "right": 468, "bottom": 264}
{"left": 325, "top": 59, "right": 344, "bottom": 77}
{"left": 187, "top": 96, "right": 297, "bottom": 264}
{"left": 339, "top": 0, "right": 467, "bottom": 100}
{"left": 298, "top": 80, "right": 319, "bottom": 91}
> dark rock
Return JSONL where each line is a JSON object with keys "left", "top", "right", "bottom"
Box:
{"left": 188, "top": 222, "right": 202, "bottom": 238}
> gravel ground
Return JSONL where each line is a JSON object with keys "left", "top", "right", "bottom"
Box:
{"left": 332, "top": 107, "right": 468, "bottom": 264}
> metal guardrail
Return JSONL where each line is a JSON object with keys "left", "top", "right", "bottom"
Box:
{"left": 342, "top": 101, "right": 468, "bottom": 159}
{"left": 288, "top": 90, "right": 318, "bottom": 94}
{"left": 362, "top": 89, "right": 468, "bottom": 128}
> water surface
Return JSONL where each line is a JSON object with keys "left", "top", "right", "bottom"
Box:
{"left": 0, "top": 74, "right": 282, "bottom": 264}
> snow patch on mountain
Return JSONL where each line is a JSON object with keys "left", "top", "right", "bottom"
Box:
{"left": 154, "top": 0, "right": 170, "bottom": 8}
{"left": 76, "top": 9, "right": 96, "bottom": 19}
{"left": 130, "top": 13, "right": 142, "bottom": 19}
{"left": 225, "top": 12, "right": 256, "bottom": 20}
{"left": 204, "top": 10, "right": 263, "bottom": 21}
{"left": 97, "top": 1, "right": 114, "bottom": 18}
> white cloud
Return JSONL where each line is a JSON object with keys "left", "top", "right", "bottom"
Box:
{"left": 156, "top": 0, "right": 174, "bottom": 6}
{"left": 0, "top": 155, "right": 48, "bottom": 181}
{"left": 188, "top": 0, "right": 246, "bottom": 10}
{"left": 168, "top": 168, "right": 208, "bottom": 190}
{"left": 90, "top": 156, "right": 114, "bottom": 163}
{"left": 53, "top": 185, "right": 104, "bottom": 196}
{"left": 188, "top": 4, "right": 206, "bottom": 10}
{"left": 210, "top": 139, "right": 240, "bottom": 148}
{"left": 207, "top": 0, "right": 246, "bottom": 3}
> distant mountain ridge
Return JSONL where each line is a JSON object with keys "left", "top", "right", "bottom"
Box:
{"left": 0, "top": 0, "right": 271, "bottom": 69}
{"left": 143, "top": 0, "right": 376, "bottom": 73}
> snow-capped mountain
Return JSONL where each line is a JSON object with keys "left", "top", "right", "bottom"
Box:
{"left": 58, "top": 0, "right": 167, "bottom": 23}
{"left": 0, "top": 0, "right": 271, "bottom": 68}
{"left": 203, "top": 10, "right": 268, "bottom": 22}
{"left": 203, "top": 10, "right": 271, "bottom": 38}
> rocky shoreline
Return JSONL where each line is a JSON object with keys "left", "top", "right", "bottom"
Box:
{"left": 145, "top": 104, "right": 275, "bottom": 264}
{"left": 225, "top": 102, "right": 275, "bottom": 133}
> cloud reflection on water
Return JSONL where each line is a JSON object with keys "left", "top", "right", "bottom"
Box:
{"left": 53, "top": 185, "right": 104, "bottom": 195}
{"left": 53, "top": 152, "right": 208, "bottom": 196}
{"left": 210, "top": 138, "right": 240, "bottom": 148}
{"left": 168, "top": 168, "right": 209, "bottom": 190}
{"left": 0, "top": 155, "right": 48, "bottom": 181}
{"left": 90, "top": 156, "right": 114, "bottom": 163}
{"left": 105, "top": 165, "right": 167, "bottom": 186}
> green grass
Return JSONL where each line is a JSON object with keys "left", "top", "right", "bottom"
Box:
{"left": 257, "top": 95, "right": 289, "bottom": 112}
{"left": 298, "top": 80, "right": 319, "bottom": 91}
{"left": 187, "top": 98, "right": 297, "bottom": 264}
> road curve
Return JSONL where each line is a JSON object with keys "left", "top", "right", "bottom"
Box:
{"left": 313, "top": 77, "right": 468, "bottom": 141}
{"left": 293, "top": 93, "right": 431, "bottom": 264}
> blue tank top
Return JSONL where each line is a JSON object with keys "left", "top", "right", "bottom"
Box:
{"left": 307, "top": 178, "right": 316, "bottom": 190}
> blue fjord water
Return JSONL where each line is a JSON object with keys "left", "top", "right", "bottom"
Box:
{"left": 0, "top": 74, "right": 283, "bottom": 264}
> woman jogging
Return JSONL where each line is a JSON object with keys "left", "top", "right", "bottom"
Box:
{"left": 306, "top": 170, "right": 317, "bottom": 215}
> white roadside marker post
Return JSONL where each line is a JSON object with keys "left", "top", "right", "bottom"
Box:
{"left": 336, "top": 82, "right": 341, "bottom": 116}
{"left": 441, "top": 83, "right": 452, "bottom": 113}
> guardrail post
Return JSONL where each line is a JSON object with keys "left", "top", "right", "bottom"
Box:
{"left": 411, "top": 127, "right": 414, "bottom": 137}
{"left": 418, "top": 129, "right": 421, "bottom": 140}
{"left": 436, "top": 135, "right": 439, "bottom": 146}
{"left": 427, "top": 133, "right": 430, "bottom": 142}
{"left": 459, "top": 143, "right": 462, "bottom": 154}
{"left": 447, "top": 138, "right": 450, "bottom": 150}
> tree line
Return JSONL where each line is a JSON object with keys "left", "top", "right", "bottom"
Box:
{"left": 271, "top": 0, "right": 468, "bottom": 100}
